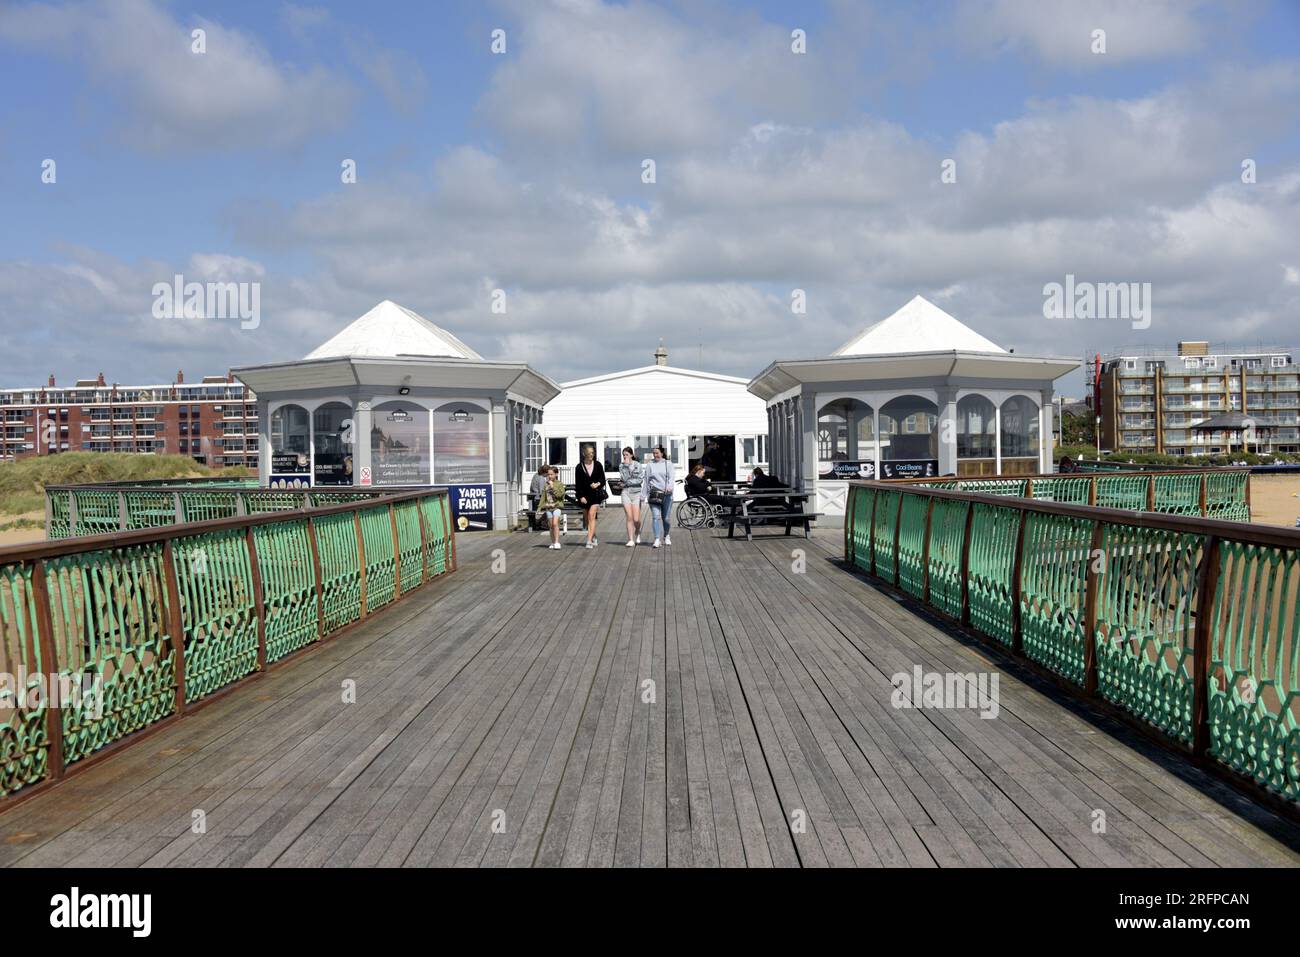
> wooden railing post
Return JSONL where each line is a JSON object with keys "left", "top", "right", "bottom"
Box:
{"left": 389, "top": 503, "right": 402, "bottom": 600}
{"left": 1009, "top": 510, "right": 1029, "bottom": 654}
{"left": 246, "top": 526, "right": 267, "bottom": 671}
{"left": 305, "top": 516, "right": 326, "bottom": 639}
{"left": 173, "top": 491, "right": 184, "bottom": 525}
{"left": 355, "top": 510, "right": 369, "bottom": 616}
{"left": 160, "top": 540, "right": 187, "bottom": 714}
{"left": 417, "top": 497, "right": 430, "bottom": 584}
{"left": 442, "top": 495, "right": 457, "bottom": 572}
{"left": 1089, "top": 477, "right": 1098, "bottom": 506}
{"left": 1146, "top": 474, "right": 1156, "bottom": 511}
{"left": 117, "top": 491, "right": 128, "bottom": 531}
{"left": 1199, "top": 472, "right": 1208, "bottom": 516}
{"left": 69, "top": 492, "right": 79, "bottom": 537}
{"left": 921, "top": 498, "right": 935, "bottom": 604}
{"left": 1191, "top": 536, "right": 1222, "bottom": 757}
{"left": 29, "top": 559, "right": 64, "bottom": 782}
{"left": 1081, "top": 521, "right": 1104, "bottom": 696}
{"left": 236, "top": 493, "right": 247, "bottom": 518}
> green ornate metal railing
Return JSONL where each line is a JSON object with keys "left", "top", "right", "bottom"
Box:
{"left": 0, "top": 488, "right": 455, "bottom": 801}
{"left": 885, "top": 468, "right": 1251, "bottom": 522}
{"left": 845, "top": 480, "right": 1300, "bottom": 816}
{"left": 45, "top": 484, "right": 378, "bottom": 540}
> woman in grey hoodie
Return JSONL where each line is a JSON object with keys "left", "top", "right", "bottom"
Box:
{"left": 618, "top": 447, "right": 644, "bottom": 546}
{"left": 640, "top": 445, "right": 675, "bottom": 548}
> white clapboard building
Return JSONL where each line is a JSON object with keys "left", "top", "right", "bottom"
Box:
{"left": 532, "top": 345, "right": 769, "bottom": 499}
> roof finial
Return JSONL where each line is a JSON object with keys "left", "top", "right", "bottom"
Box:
{"left": 654, "top": 339, "right": 668, "bottom": 366}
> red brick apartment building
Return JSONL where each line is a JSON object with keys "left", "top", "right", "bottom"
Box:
{"left": 0, "top": 371, "right": 258, "bottom": 469}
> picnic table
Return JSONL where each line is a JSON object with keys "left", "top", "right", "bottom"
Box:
{"left": 719, "top": 488, "right": 820, "bottom": 540}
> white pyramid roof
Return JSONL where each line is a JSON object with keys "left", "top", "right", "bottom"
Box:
{"left": 832, "top": 295, "right": 1006, "bottom": 356}
{"left": 304, "top": 300, "right": 483, "bottom": 361}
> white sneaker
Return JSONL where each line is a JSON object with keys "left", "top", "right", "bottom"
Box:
{"left": 585, "top": 542, "right": 594, "bottom": 549}
{"left": 664, "top": 535, "right": 672, "bottom": 546}
{"left": 592, "top": 538, "right": 598, "bottom": 546}
{"left": 625, "top": 540, "right": 635, "bottom": 547}
{"left": 551, "top": 542, "right": 560, "bottom": 550}
{"left": 653, "top": 539, "right": 661, "bottom": 548}
{"left": 635, "top": 535, "right": 641, "bottom": 545}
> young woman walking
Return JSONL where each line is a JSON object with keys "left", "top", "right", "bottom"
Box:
{"left": 640, "top": 445, "right": 675, "bottom": 548}
{"left": 618, "top": 446, "right": 644, "bottom": 546}
{"left": 538, "top": 465, "right": 566, "bottom": 549}
{"left": 576, "top": 444, "right": 607, "bottom": 549}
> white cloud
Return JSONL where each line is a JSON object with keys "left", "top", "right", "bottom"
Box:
{"left": 956, "top": 0, "right": 1219, "bottom": 65}
{"left": 0, "top": 0, "right": 355, "bottom": 151}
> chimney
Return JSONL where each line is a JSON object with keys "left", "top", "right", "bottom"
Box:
{"left": 176, "top": 370, "right": 184, "bottom": 384}
{"left": 47, "top": 373, "right": 55, "bottom": 387}
{"left": 97, "top": 372, "right": 106, "bottom": 386}
{"left": 654, "top": 341, "right": 668, "bottom": 367}
{"left": 1178, "top": 341, "right": 1209, "bottom": 357}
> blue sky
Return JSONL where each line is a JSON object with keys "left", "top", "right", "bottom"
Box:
{"left": 1, "top": 0, "right": 1298, "bottom": 393}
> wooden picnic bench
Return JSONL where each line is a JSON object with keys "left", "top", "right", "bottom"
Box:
{"left": 721, "top": 489, "right": 821, "bottom": 540}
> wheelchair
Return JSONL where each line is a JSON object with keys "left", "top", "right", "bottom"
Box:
{"left": 675, "top": 491, "right": 728, "bottom": 530}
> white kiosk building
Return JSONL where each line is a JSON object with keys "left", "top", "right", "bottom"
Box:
{"left": 233, "top": 301, "right": 560, "bottom": 529}
{"left": 535, "top": 345, "right": 769, "bottom": 498}
{"left": 747, "top": 296, "right": 1079, "bottom": 518}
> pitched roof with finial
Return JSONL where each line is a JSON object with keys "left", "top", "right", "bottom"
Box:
{"left": 304, "top": 300, "right": 483, "bottom": 361}
{"left": 832, "top": 295, "right": 1006, "bottom": 356}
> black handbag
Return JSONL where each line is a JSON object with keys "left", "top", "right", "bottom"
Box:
{"left": 647, "top": 488, "right": 665, "bottom": 506}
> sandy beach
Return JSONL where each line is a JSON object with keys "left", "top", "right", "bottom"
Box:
{"left": 1249, "top": 473, "right": 1300, "bottom": 529}
{"left": 0, "top": 511, "right": 45, "bottom": 547}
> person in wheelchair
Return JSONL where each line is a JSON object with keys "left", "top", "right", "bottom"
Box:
{"left": 686, "top": 464, "right": 727, "bottom": 506}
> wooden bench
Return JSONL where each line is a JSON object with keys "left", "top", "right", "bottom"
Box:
{"left": 727, "top": 508, "right": 822, "bottom": 540}
{"left": 720, "top": 491, "right": 820, "bottom": 540}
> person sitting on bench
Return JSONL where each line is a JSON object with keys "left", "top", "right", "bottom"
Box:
{"left": 528, "top": 463, "right": 550, "bottom": 528}
{"left": 748, "top": 466, "right": 793, "bottom": 509}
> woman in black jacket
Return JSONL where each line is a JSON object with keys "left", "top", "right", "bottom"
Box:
{"left": 575, "top": 444, "right": 608, "bottom": 548}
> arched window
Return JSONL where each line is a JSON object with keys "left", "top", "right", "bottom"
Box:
{"left": 816, "top": 399, "right": 874, "bottom": 463}
{"left": 525, "top": 429, "right": 544, "bottom": 473}
{"left": 1000, "top": 395, "right": 1040, "bottom": 459}
{"left": 371, "top": 401, "right": 431, "bottom": 486}
{"left": 956, "top": 395, "right": 996, "bottom": 459}
{"left": 433, "top": 402, "right": 490, "bottom": 484}
{"left": 879, "top": 395, "right": 938, "bottom": 461}
{"left": 270, "top": 404, "right": 309, "bottom": 479}
{"left": 313, "top": 402, "right": 354, "bottom": 485}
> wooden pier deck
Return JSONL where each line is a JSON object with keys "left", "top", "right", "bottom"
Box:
{"left": 3, "top": 516, "right": 1298, "bottom": 867}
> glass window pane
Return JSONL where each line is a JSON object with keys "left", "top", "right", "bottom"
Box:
{"left": 270, "top": 404, "right": 309, "bottom": 479}
{"left": 956, "top": 395, "right": 996, "bottom": 459}
{"left": 548, "top": 437, "right": 568, "bottom": 465}
{"left": 433, "top": 402, "right": 489, "bottom": 484}
{"left": 312, "top": 402, "right": 354, "bottom": 485}
{"left": 879, "top": 395, "right": 938, "bottom": 462}
{"left": 372, "top": 401, "right": 431, "bottom": 485}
